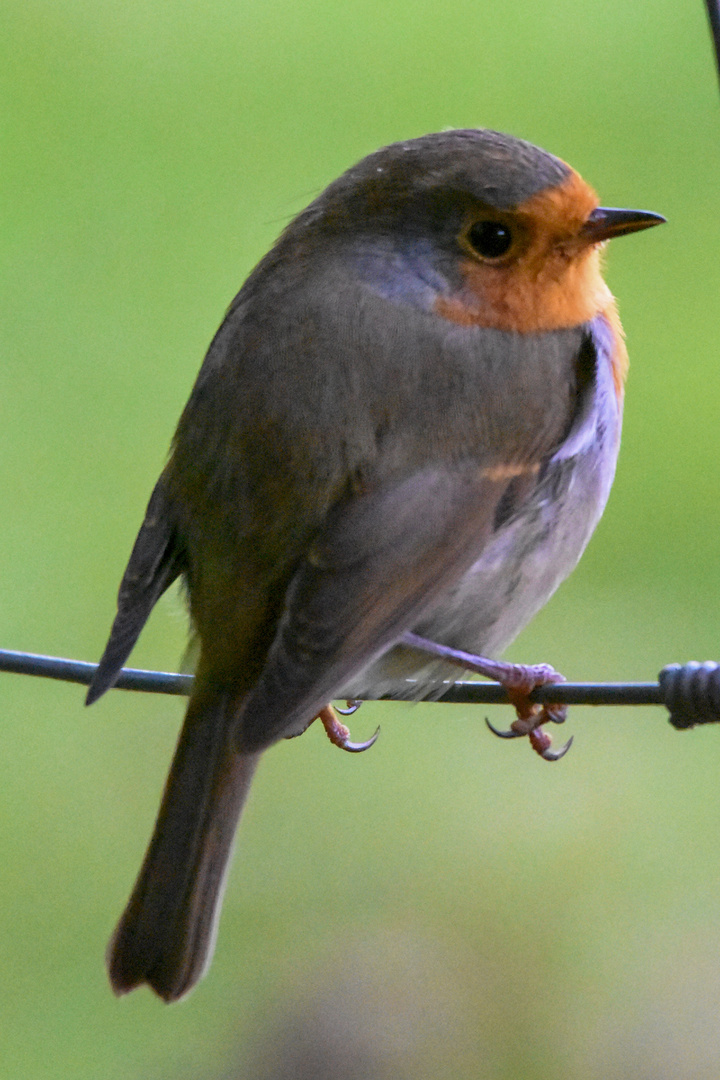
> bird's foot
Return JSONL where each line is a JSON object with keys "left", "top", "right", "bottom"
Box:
{"left": 315, "top": 703, "right": 379, "bottom": 753}
{"left": 402, "top": 631, "right": 571, "bottom": 762}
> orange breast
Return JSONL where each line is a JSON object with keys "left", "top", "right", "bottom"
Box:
{"left": 434, "top": 169, "right": 628, "bottom": 399}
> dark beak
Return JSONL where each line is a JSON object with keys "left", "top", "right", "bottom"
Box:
{"left": 581, "top": 206, "right": 666, "bottom": 244}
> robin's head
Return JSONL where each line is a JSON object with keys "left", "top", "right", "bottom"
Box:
{"left": 291, "top": 129, "right": 664, "bottom": 336}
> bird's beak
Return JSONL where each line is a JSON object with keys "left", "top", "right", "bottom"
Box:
{"left": 580, "top": 206, "right": 666, "bottom": 244}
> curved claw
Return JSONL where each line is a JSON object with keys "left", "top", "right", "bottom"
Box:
{"left": 335, "top": 726, "right": 380, "bottom": 753}
{"left": 336, "top": 699, "right": 363, "bottom": 716}
{"left": 485, "top": 717, "right": 523, "bottom": 740}
{"left": 487, "top": 715, "right": 573, "bottom": 762}
{"left": 317, "top": 705, "right": 379, "bottom": 753}
{"left": 540, "top": 735, "right": 574, "bottom": 762}
{"left": 543, "top": 704, "right": 567, "bottom": 726}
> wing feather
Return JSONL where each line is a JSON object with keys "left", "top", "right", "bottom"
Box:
{"left": 236, "top": 462, "right": 511, "bottom": 751}
{"left": 86, "top": 477, "right": 185, "bottom": 704}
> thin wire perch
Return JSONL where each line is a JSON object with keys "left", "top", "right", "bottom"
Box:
{"left": 0, "top": 647, "right": 718, "bottom": 731}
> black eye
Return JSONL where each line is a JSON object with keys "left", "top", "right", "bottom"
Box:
{"left": 466, "top": 219, "right": 513, "bottom": 260}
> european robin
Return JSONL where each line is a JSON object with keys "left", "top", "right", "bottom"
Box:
{"left": 87, "top": 129, "right": 664, "bottom": 1001}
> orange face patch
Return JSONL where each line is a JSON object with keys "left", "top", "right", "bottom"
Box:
{"left": 434, "top": 169, "right": 628, "bottom": 395}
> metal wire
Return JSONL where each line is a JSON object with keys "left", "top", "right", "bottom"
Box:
{"left": 0, "top": 649, "right": 193, "bottom": 696}
{"left": 2, "top": 646, "right": 713, "bottom": 722}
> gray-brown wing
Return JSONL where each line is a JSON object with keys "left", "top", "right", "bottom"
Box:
{"left": 86, "top": 476, "right": 185, "bottom": 705}
{"left": 235, "top": 461, "right": 514, "bottom": 753}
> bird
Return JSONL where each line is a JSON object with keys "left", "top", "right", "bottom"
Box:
{"left": 86, "top": 128, "right": 664, "bottom": 1002}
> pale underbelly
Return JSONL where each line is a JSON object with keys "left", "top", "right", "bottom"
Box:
{"left": 341, "top": 446, "right": 614, "bottom": 701}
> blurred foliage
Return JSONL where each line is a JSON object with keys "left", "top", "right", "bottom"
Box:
{"left": 2, "top": 1, "right": 720, "bottom": 1077}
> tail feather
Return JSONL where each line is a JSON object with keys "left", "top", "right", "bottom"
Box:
{"left": 107, "top": 687, "right": 260, "bottom": 1002}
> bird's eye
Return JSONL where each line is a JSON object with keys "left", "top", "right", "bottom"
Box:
{"left": 465, "top": 219, "right": 513, "bottom": 260}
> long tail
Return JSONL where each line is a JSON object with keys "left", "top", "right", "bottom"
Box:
{"left": 107, "top": 687, "right": 260, "bottom": 1002}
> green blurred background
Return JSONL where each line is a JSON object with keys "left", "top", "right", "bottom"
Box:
{"left": 2, "top": 1, "right": 720, "bottom": 1076}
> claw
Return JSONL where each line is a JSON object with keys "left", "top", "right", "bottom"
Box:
{"left": 487, "top": 712, "right": 573, "bottom": 762}
{"left": 336, "top": 727, "right": 381, "bottom": 753}
{"left": 485, "top": 717, "right": 523, "bottom": 740}
{"left": 316, "top": 704, "right": 380, "bottom": 753}
{"left": 527, "top": 724, "right": 573, "bottom": 761}
{"left": 543, "top": 704, "right": 567, "bottom": 726}
{"left": 536, "top": 733, "right": 574, "bottom": 762}
{"left": 335, "top": 699, "right": 362, "bottom": 716}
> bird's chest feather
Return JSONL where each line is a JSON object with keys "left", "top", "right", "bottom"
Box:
{"left": 342, "top": 312, "right": 623, "bottom": 699}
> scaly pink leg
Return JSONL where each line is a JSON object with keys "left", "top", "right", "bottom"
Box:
{"left": 402, "top": 631, "right": 572, "bottom": 762}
